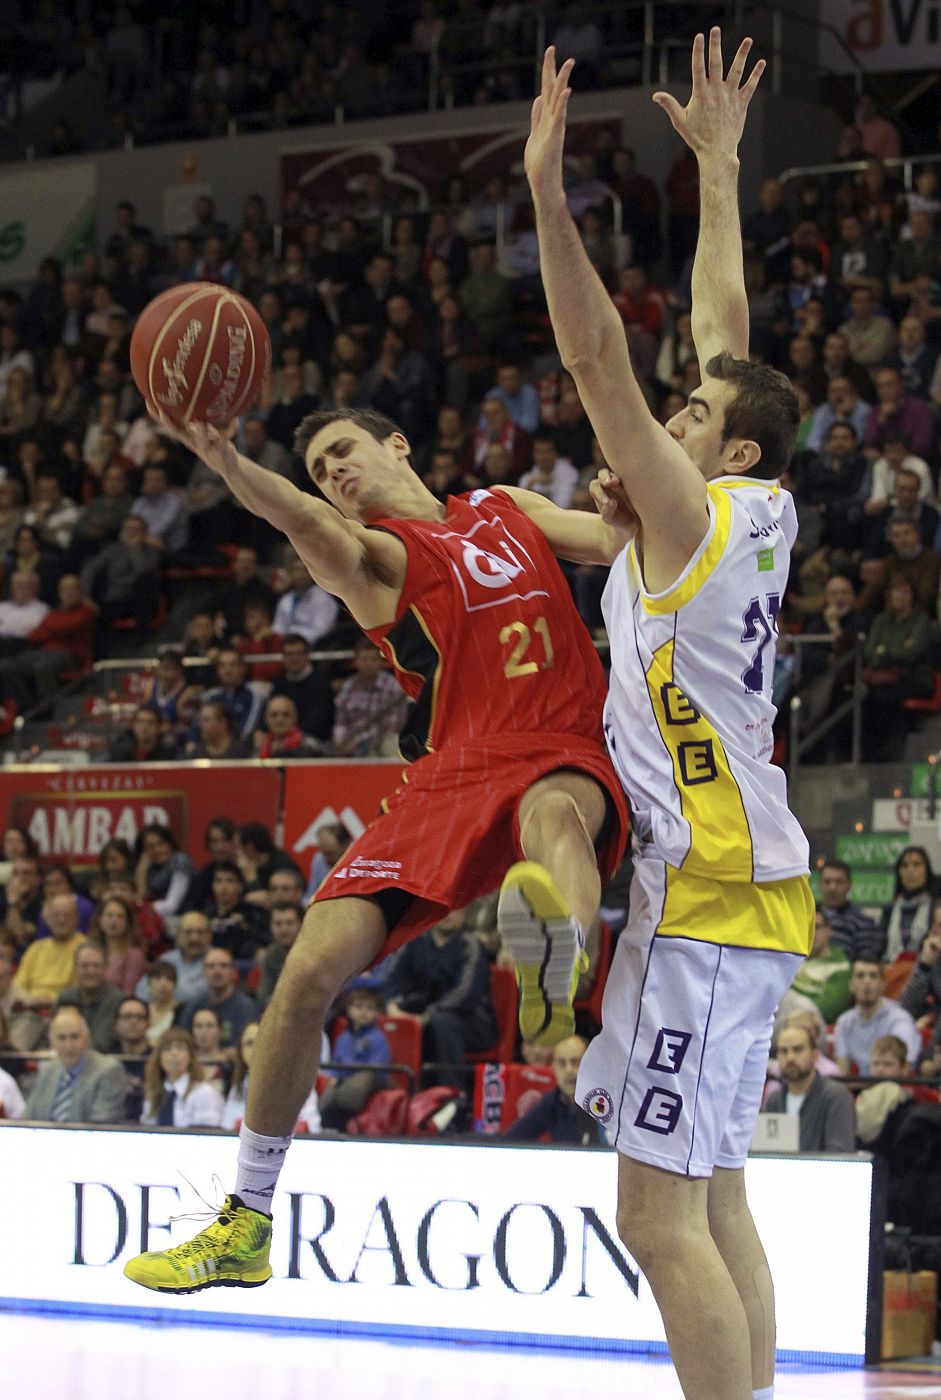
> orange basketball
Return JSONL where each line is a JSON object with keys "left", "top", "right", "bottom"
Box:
{"left": 130, "top": 282, "right": 272, "bottom": 426}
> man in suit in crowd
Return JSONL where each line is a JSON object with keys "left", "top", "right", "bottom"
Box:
{"left": 25, "top": 1005, "right": 126, "bottom": 1123}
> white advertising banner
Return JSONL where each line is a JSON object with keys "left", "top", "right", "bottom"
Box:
{"left": 0, "top": 162, "right": 96, "bottom": 285}
{"left": 819, "top": 0, "right": 941, "bottom": 72}
{"left": 0, "top": 1127, "right": 875, "bottom": 1362}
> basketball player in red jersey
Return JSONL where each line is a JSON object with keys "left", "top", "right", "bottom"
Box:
{"left": 124, "top": 403, "right": 628, "bottom": 1294}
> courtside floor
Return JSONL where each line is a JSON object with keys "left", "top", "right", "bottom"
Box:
{"left": 6, "top": 1315, "right": 940, "bottom": 1400}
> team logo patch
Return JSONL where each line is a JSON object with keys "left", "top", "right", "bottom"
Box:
{"left": 584, "top": 1087, "right": 614, "bottom": 1123}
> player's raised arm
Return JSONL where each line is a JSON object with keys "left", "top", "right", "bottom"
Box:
{"left": 653, "top": 28, "right": 764, "bottom": 364}
{"left": 494, "top": 482, "right": 635, "bottom": 565}
{"left": 526, "top": 49, "right": 708, "bottom": 573}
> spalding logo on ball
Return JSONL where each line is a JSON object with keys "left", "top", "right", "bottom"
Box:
{"left": 130, "top": 283, "right": 272, "bottom": 426}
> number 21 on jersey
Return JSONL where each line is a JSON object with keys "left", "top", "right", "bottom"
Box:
{"left": 500, "top": 616, "right": 554, "bottom": 679}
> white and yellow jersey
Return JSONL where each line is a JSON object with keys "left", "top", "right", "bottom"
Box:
{"left": 603, "top": 475, "right": 812, "bottom": 955}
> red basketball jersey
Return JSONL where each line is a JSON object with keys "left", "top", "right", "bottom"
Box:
{"left": 365, "top": 489, "right": 607, "bottom": 760}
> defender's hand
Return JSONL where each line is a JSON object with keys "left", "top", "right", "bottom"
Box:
{"left": 652, "top": 28, "right": 765, "bottom": 158}
{"left": 524, "top": 47, "right": 575, "bottom": 201}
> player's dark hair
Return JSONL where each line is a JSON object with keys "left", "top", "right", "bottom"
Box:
{"left": 294, "top": 408, "right": 404, "bottom": 465}
{"left": 705, "top": 351, "right": 800, "bottom": 481}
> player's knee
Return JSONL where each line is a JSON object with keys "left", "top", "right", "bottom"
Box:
{"left": 279, "top": 947, "right": 342, "bottom": 1016}
{"left": 615, "top": 1206, "right": 658, "bottom": 1270}
{"left": 520, "top": 788, "right": 590, "bottom": 850}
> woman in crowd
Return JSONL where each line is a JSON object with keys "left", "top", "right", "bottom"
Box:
{"left": 1, "top": 826, "right": 39, "bottom": 863}
{"left": 4, "top": 523, "right": 60, "bottom": 603}
{"left": 223, "top": 1020, "right": 323, "bottom": 1132}
{"left": 881, "top": 846, "right": 937, "bottom": 961}
{"left": 140, "top": 1028, "right": 224, "bottom": 1127}
{"left": 145, "top": 960, "right": 178, "bottom": 1044}
{"left": 88, "top": 893, "right": 147, "bottom": 995}
{"left": 191, "top": 1007, "right": 226, "bottom": 1083}
{"left": 135, "top": 822, "right": 195, "bottom": 919}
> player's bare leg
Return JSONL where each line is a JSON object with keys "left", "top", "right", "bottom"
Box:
{"left": 500, "top": 770, "right": 606, "bottom": 1043}
{"left": 616, "top": 1156, "right": 753, "bottom": 1400}
{"left": 124, "top": 896, "right": 386, "bottom": 1294}
{"left": 707, "top": 1167, "right": 776, "bottom": 1394}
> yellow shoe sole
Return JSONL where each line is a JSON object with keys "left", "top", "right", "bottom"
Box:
{"left": 123, "top": 1258, "right": 272, "bottom": 1294}
{"left": 498, "top": 861, "right": 586, "bottom": 1047}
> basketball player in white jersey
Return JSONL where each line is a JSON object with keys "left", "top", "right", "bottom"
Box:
{"left": 526, "top": 33, "right": 813, "bottom": 1400}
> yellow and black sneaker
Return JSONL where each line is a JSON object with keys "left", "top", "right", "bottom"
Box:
{"left": 123, "top": 1194, "right": 272, "bottom": 1294}
{"left": 498, "top": 861, "right": 588, "bottom": 1046}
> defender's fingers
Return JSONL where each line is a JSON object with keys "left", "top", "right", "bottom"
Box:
{"left": 542, "top": 45, "right": 556, "bottom": 98}
{"left": 727, "top": 35, "right": 753, "bottom": 86}
{"left": 691, "top": 32, "right": 706, "bottom": 93}
{"left": 652, "top": 91, "right": 684, "bottom": 130}
{"left": 740, "top": 56, "right": 766, "bottom": 101}
{"left": 708, "top": 26, "right": 723, "bottom": 83}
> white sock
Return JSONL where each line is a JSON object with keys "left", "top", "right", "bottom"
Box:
{"left": 753, "top": 1387, "right": 774, "bottom": 1399}
{"left": 235, "top": 1124, "right": 292, "bottom": 1215}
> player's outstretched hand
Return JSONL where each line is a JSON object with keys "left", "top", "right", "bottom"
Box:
{"left": 525, "top": 46, "right": 575, "bottom": 200}
{"left": 652, "top": 27, "right": 765, "bottom": 159}
{"left": 147, "top": 402, "right": 240, "bottom": 477}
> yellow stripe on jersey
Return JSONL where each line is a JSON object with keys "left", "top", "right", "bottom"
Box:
{"left": 644, "top": 635, "right": 753, "bottom": 880}
{"left": 632, "top": 484, "right": 732, "bottom": 615}
{"left": 716, "top": 476, "right": 780, "bottom": 495}
{"left": 658, "top": 865, "right": 815, "bottom": 955}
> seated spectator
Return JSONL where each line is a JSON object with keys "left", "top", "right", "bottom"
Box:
{"left": 181, "top": 610, "right": 221, "bottom": 686}
{"left": 178, "top": 946, "right": 257, "bottom": 1053}
{"left": 332, "top": 638, "right": 409, "bottom": 757}
{"left": 108, "top": 704, "right": 179, "bottom": 764}
{"left": 255, "top": 694, "right": 324, "bottom": 758}
{"left": 0, "top": 479, "right": 24, "bottom": 559}
{"left": 864, "top": 442, "right": 935, "bottom": 516}
{"left": 140, "top": 1027, "right": 224, "bottom": 1127}
{"left": 88, "top": 894, "right": 147, "bottom": 996}
{"left": 223, "top": 1020, "right": 324, "bottom": 1132}
{"left": 203, "top": 860, "right": 269, "bottom": 960}
{"left": 11, "top": 892, "right": 87, "bottom": 1014}
{"left": 191, "top": 1006, "right": 226, "bottom": 1081}
{"left": 236, "top": 601, "right": 282, "bottom": 682}
{"left": 269, "top": 633, "right": 335, "bottom": 746}
{"left": 319, "top": 987, "right": 391, "bottom": 1130}
{"left": 182, "top": 817, "right": 239, "bottom": 912}
{"left": 899, "top": 911, "right": 941, "bottom": 1023}
{"left": 866, "top": 469, "right": 938, "bottom": 564}
{"left": 863, "top": 367, "right": 936, "bottom": 464}
{"left": 205, "top": 545, "right": 276, "bottom": 638}
{"left": 471, "top": 394, "right": 531, "bottom": 477}
{"left": 861, "top": 575, "right": 936, "bottom": 758}
{"left": 91, "top": 838, "right": 134, "bottom": 897}
{"left": 881, "top": 847, "right": 936, "bottom": 962}
{"left": 0, "top": 367, "right": 41, "bottom": 448}
{"left": 23, "top": 470, "right": 79, "bottom": 551}
{"left": 384, "top": 908, "right": 497, "bottom": 1080}
{"left": 135, "top": 822, "right": 195, "bottom": 921}
{"left": 860, "top": 518, "right": 941, "bottom": 616}
{"left": 103, "top": 874, "right": 165, "bottom": 959}
{"left": 820, "top": 331, "right": 873, "bottom": 400}
{"left": 130, "top": 462, "right": 189, "bottom": 554}
{"left": 459, "top": 236, "right": 513, "bottom": 350}
{"left": 517, "top": 432, "right": 579, "bottom": 509}
{"left": 483, "top": 362, "right": 540, "bottom": 435}
{"left": 795, "top": 422, "right": 868, "bottom": 531}
{"left": 5, "top": 522, "right": 61, "bottom": 604}
{"left": 829, "top": 226, "right": 888, "bottom": 304}
{"left": 140, "top": 647, "right": 201, "bottom": 733}
{"left": 889, "top": 213, "right": 941, "bottom": 308}
{"left": 256, "top": 901, "right": 303, "bottom": 1011}
{"left": 304, "top": 824, "right": 353, "bottom": 902}
{"left": 236, "top": 822, "right": 301, "bottom": 895}
{"left": 55, "top": 943, "right": 124, "bottom": 1053}
{"left": 0, "top": 853, "right": 44, "bottom": 961}
{"left": 145, "top": 960, "right": 178, "bottom": 1045}
{"left": 762, "top": 1020, "right": 856, "bottom": 1151}
{"left": 918, "top": 1019, "right": 941, "bottom": 1079}
{"left": 136, "top": 911, "right": 211, "bottom": 1006}
{"left": 24, "top": 1006, "right": 126, "bottom": 1123}
{"left": 791, "top": 906, "right": 853, "bottom": 1023}
{"left": 612, "top": 264, "right": 667, "bottom": 380}
{"left": 202, "top": 648, "right": 269, "bottom": 739}
{"left": 423, "top": 447, "right": 476, "bottom": 502}
{"left": 241, "top": 415, "right": 294, "bottom": 479}
{"left": 504, "top": 1035, "right": 606, "bottom": 1145}
{"left": 0, "top": 571, "right": 49, "bottom": 658}
{"left": 888, "top": 315, "right": 938, "bottom": 399}
{"left": 79, "top": 513, "right": 161, "bottom": 631}
{"left": 186, "top": 699, "right": 251, "bottom": 760}
{"left": 834, "top": 959, "right": 921, "bottom": 1073}
{"left": 870, "top": 1034, "right": 910, "bottom": 1078}
{"left": 36, "top": 865, "right": 95, "bottom": 938}
{"left": 0, "top": 573, "right": 94, "bottom": 714}
{"left": 819, "top": 859, "right": 883, "bottom": 963}
{"left": 805, "top": 377, "right": 870, "bottom": 456}
{"left": 272, "top": 554, "right": 340, "bottom": 649}
{"left": 0, "top": 1045, "right": 25, "bottom": 1117}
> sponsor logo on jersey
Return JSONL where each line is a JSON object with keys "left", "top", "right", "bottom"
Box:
{"left": 445, "top": 516, "right": 550, "bottom": 614}
{"left": 634, "top": 1087, "right": 683, "bottom": 1136}
{"left": 647, "top": 1029, "right": 692, "bottom": 1075}
{"left": 756, "top": 546, "right": 775, "bottom": 572}
{"left": 584, "top": 1088, "right": 614, "bottom": 1123}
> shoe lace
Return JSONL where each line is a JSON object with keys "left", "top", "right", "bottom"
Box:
{"left": 169, "top": 1173, "right": 236, "bottom": 1231}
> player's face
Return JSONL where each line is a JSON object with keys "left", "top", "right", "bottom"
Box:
{"left": 664, "top": 377, "right": 739, "bottom": 480}
{"left": 306, "top": 422, "right": 414, "bottom": 523}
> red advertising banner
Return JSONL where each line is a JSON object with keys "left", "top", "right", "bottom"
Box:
{"left": 0, "top": 764, "right": 281, "bottom": 868}
{"left": 281, "top": 762, "right": 401, "bottom": 877}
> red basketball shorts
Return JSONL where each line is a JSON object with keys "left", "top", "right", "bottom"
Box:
{"left": 312, "top": 732, "right": 628, "bottom": 957}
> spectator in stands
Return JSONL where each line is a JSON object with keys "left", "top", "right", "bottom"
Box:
{"left": 881, "top": 847, "right": 936, "bottom": 961}
{"left": 23, "top": 470, "right": 78, "bottom": 551}
{"left": 179, "top": 946, "right": 257, "bottom": 1052}
{"left": 791, "top": 906, "right": 853, "bottom": 1023}
{"left": 255, "top": 901, "right": 303, "bottom": 1011}
{"left": 319, "top": 987, "right": 391, "bottom": 1130}
{"left": 56, "top": 942, "right": 124, "bottom": 1053}
{"left": 79, "top": 512, "right": 161, "bottom": 632}
{"left": 820, "top": 331, "right": 873, "bottom": 400}
{"left": 918, "top": 1020, "right": 941, "bottom": 1079}
{"left": 5, "top": 523, "right": 61, "bottom": 605}
{"left": 140, "top": 648, "right": 201, "bottom": 733}
{"left": 863, "top": 366, "right": 937, "bottom": 463}
{"left": 742, "top": 176, "right": 792, "bottom": 285}
{"left": 203, "top": 860, "right": 269, "bottom": 960}
{"left": 25, "top": 1005, "right": 126, "bottom": 1123}
{"left": 864, "top": 447, "right": 935, "bottom": 527}
{"left": 484, "top": 362, "right": 540, "bottom": 435}
{"left": 868, "top": 1035, "right": 909, "bottom": 1079}
{"left": 385, "top": 907, "right": 497, "bottom": 1079}
{"left": 0, "top": 571, "right": 49, "bottom": 657}
{"left": 37, "top": 866, "right": 94, "bottom": 939}
{"left": 0, "top": 1045, "right": 25, "bottom": 1117}
{"left": 130, "top": 462, "right": 189, "bottom": 554}
{"left": 186, "top": 699, "right": 251, "bottom": 760}
{"left": 517, "top": 431, "right": 579, "bottom": 509}
{"left": 459, "top": 236, "right": 513, "bottom": 350}
{"left": 203, "top": 648, "right": 268, "bottom": 739}
{"left": 504, "top": 1035, "right": 606, "bottom": 1145}
{"left": 763, "top": 1020, "right": 856, "bottom": 1151}
{"left": 255, "top": 694, "right": 324, "bottom": 758}
{"left": 834, "top": 960, "right": 921, "bottom": 1073}
{"left": 268, "top": 633, "right": 335, "bottom": 746}
{"left": 819, "top": 859, "right": 883, "bottom": 962}
{"left": 241, "top": 415, "right": 294, "bottom": 480}
{"left": 472, "top": 393, "right": 531, "bottom": 477}
{"left": 136, "top": 823, "right": 194, "bottom": 921}
{"left": 234, "top": 600, "right": 282, "bottom": 682}
{"left": 332, "top": 637, "right": 409, "bottom": 757}
{"left": 829, "top": 222, "right": 888, "bottom": 302}
{"left": 223, "top": 1019, "right": 323, "bottom": 1132}
{"left": 140, "top": 911, "right": 211, "bottom": 1007}
{"left": 192, "top": 1006, "right": 226, "bottom": 1081}
{"left": 108, "top": 705, "right": 179, "bottom": 764}
{"left": 888, "top": 315, "right": 938, "bottom": 398}
{"left": 11, "top": 892, "right": 87, "bottom": 1013}
{"left": 0, "top": 573, "right": 94, "bottom": 714}
{"left": 899, "top": 906, "right": 941, "bottom": 1018}
{"left": 0, "top": 367, "right": 41, "bottom": 449}
{"left": 855, "top": 94, "right": 901, "bottom": 160}
{"left": 141, "top": 1027, "right": 224, "bottom": 1127}
{"left": 89, "top": 894, "right": 147, "bottom": 996}
{"left": 861, "top": 518, "right": 941, "bottom": 615}
{"left": 272, "top": 554, "right": 339, "bottom": 649}
{"left": 0, "top": 853, "right": 43, "bottom": 959}
{"left": 207, "top": 546, "right": 276, "bottom": 638}
{"left": 145, "top": 960, "right": 178, "bottom": 1045}
{"left": 182, "top": 818, "right": 238, "bottom": 913}
{"left": 0, "top": 480, "right": 24, "bottom": 560}
{"left": 861, "top": 574, "right": 936, "bottom": 757}
{"left": 612, "top": 264, "right": 667, "bottom": 380}
{"left": 67, "top": 463, "right": 132, "bottom": 567}
{"left": 180, "top": 610, "right": 220, "bottom": 685}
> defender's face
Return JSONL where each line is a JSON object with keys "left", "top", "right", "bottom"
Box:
{"left": 664, "top": 376, "right": 736, "bottom": 479}
{"left": 305, "top": 422, "right": 413, "bottom": 523}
